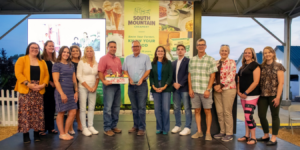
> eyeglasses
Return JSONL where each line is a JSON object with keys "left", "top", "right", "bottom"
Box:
{"left": 132, "top": 46, "right": 140, "bottom": 48}
{"left": 196, "top": 44, "right": 206, "bottom": 47}
{"left": 221, "top": 44, "right": 229, "bottom": 48}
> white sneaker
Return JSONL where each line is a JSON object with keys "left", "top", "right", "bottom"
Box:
{"left": 82, "top": 128, "right": 92, "bottom": 136}
{"left": 88, "top": 126, "right": 99, "bottom": 135}
{"left": 171, "top": 126, "right": 181, "bottom": 134}
{"left": 179, "top": 127, "right": 191, "bottom": 136}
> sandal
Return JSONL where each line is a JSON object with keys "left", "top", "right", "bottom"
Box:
{"left": 247, "top": 138, "right": 257, "bottom": 145}
{"left": 66, "top": 133, "right": 74, "bottom": 139}
{"left": 69, "top": 130, "right": 75, "bottom": 135}
{"left": 49, "top": 129, "right": 58, "bottom": 134}
{"left": 237, "top": 136, "right": 249, "bottom": 142}
{"left": 39, "top": 131, "right": 47, "bottom": 136}
{"left": 59, "top": 134, "right": 72, "bottom": 140}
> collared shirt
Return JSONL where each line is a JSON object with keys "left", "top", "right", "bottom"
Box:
{"left": 176, "top": 57, "right": 183, "bottom": 83}
{"left": 122, "top": 53, "right": 152, "bottom": 82}
{"left": 188, "top": 53, "right": 218, "bottom": 94}
{"left": 98, "top": 53, "right": 122, "bottom": 76}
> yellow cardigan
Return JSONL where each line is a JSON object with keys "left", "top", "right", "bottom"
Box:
{"left": 14, "top": 55, "right": 49, "bottom": 94}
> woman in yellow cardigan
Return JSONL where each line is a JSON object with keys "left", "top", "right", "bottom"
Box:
{"left": 14, "top": 42, "right": 49, "bottom": 143}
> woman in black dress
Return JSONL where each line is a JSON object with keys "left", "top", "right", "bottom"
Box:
{"left": 40, "top": 40, "right": 58, "bottom": 135}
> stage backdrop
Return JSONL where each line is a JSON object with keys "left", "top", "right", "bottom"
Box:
{"left": 90, "top": 0, "right": 194, "bottom": 104}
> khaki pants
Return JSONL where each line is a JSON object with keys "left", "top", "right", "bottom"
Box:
{"left": 214, "top": 89, "right": 236, "bottom": 135}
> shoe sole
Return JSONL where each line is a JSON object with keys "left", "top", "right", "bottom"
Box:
{"left": 104, "top": 133, "right": 114, "bottom": 136}
{"left": 222, "top": 138, "right": 233, "bottom": 142}
{"left": 179, "top": 132, "right": 191, "bottom": 136}
{"left": 214, "top": 136, "right": 223, "bottom": 139}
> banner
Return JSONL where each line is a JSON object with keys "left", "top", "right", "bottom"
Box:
{"left": 90, "top": 0, "right": 194, "bottom": 104}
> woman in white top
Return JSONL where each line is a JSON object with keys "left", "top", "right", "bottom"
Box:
{"left": 77, "top": 46, "right": 100, "bottom": 136}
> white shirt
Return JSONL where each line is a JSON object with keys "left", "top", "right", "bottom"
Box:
{"left": 176, "top": 57, "right": 183, "bottom": 83}
{"left": 77, "top": 60, "right": 99, "bottom": 88}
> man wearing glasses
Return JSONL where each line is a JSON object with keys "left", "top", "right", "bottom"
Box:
{"left": 122, "top": 40, "right": 152, "bottom": 136}
{"left": 188, "top": 38, "right": 217, "bottom": 140}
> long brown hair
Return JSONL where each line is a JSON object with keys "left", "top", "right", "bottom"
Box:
{"left": 261, "top": 46, "right": 277, "bottom": 67}
{"left": 42, "top": 40, "right": 56, "bottom": 61}
{"left": 25, "top": 42, "right": 41, "bottom": 60}
{"left": 153, "top": 46, "right": 168, "bottom": 64}
{"left": 56, "top": 46, "right": 72, "bottom": 67}
{"left": 241, "top": 47, "right": 257, "bottom": 69}
{"left": 70, "top": 45, "right": 82, "bottom": 59}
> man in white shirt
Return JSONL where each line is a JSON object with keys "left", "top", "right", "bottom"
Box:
{"left": 171, "top": 45, "right": 192, "bottom": 135}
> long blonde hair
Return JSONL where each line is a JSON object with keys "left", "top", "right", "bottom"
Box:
{"left": 241, "top": 47, "right": 257, "bottom": 69}
{"left": 81, "top": 46, "right": 97, "bottom": 64}
{"left": 261, "top": 46, "right": 277, "bottom": 67}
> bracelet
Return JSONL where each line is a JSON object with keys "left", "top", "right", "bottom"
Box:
{"left": 243, "top": 92, "right": 248, "bottom": 95}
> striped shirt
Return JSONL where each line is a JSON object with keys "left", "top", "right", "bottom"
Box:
{"left": 188, "top": 53, "right": 218, "bottom": 94}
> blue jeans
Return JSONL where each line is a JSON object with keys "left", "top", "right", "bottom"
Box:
{"left": 173, "top": 90, "right": 192, "bottom": 128}
{"left": 152, "top": 92, "right": 171, "bottom": 132}
{"left": 128, "top": 81, "right": 148, "bottom": 130}
{"left": 103, "top": 84, "right": 121, "bottom": 131}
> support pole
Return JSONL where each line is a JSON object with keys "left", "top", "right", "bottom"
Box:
{"left": 82, "top": 0, "right": 89, "bottom": 18}
{"left": 282, "top": 17, "right": 292, "bottom": 106}
{"left": 0, "top": 14, "right": 31, "bottom": 40}
{"left": 193, "top": 1, "right": 202, "bottom": 56}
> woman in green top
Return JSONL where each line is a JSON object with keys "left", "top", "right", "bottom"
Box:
{"left": 150, "top": 46, "right": 173, "bottom": 135}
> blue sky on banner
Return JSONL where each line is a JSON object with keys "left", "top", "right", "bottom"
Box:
{"left": 0, "top": 14, "right": 299, "bottom": 61}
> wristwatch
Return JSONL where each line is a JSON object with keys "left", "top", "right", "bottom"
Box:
{"left": 206, "top": 88, "right": 211, "bottom": 92}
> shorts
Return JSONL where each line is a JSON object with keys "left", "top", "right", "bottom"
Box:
{"left": 191, "top": 92, "right": 213, "bottom": 109}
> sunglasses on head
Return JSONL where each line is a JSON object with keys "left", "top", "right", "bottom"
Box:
{"left": 221, "top": 44, "right": 230, "bottom": 48}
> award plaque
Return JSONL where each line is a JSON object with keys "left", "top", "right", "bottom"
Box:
{"left": 105, "top": 70, "right": 129, "bottom": 84}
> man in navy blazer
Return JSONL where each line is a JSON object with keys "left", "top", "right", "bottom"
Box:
{"left": 171, "top": 44, "right": 192, "bottom": 136}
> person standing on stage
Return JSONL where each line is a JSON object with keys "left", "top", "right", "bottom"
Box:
{"left": 68, "top": 45, "right": 83, "bottom": 134}
{"left": 150, "top": 46, "right": 173, "bottom": 135}
{"left": 188, "top": 38, "right": 218, "bottom": 141}
{"left": 98, "top": 41, "right": 123, "bottom": 136}
{"left": 52, "top": 46, "right": 78, "bottom": 140}
{"left": 213, "top": 45, "right": 237, "bottom": 142}
{"left": 171, "top": 44, "right": 192, "bottom": 136}
{"left": 77, "top": 46, "right": 99, "bottom": 136}
{"left": 14, "top": 42, "right": 49, "bottom": 143}
{"left": 237, "top": 47, "right": 261, "bottom": 145}
{"left": 40, "top": 40, "right": 58, "bottom": 135}
{"left": 122, "top": 40, "right": 152, "bottom": 136}
{"left": 257, "top": 46, "right": 285, "bottom": 146}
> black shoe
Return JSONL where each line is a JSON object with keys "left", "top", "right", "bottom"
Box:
{"left": 266, "top": 140, "right": 277, "bottom": 146}
{"left": 34, "top": 131, "right": 42, "bottom": 142}
{"left": 23, "top": 133, "right": 31, "bottom": 143}
{"left": 257, "top": 137, "right": 270, "bottom": 142}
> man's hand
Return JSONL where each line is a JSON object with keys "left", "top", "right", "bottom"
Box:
{"left": 137, "top": 79, "right": 143, "bottom": 86}
{"left": 204, "top": 90, "right": 210, "bottom": 98}
{"left": 129, "top": 78, "right": 135, "bottom": 85}
{"left": 189, "top": 89, "right": 194, "bottom": 98}
{"left": 173, "top": 83, "right": 181, "bottom": 90}
{"left": 102, "top": 80, "right": 112, "bottom": 86}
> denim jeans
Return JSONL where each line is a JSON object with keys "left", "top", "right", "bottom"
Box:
{"left": 128, "top": 81, "right": 148, "bottom": 130}
{"left": 79, "top": 87, "right": 97, "bottom": 129}
{"left": 153, "top": 92, "right": 171, "bottom": 132}
{"left": 102, "top": 84, "right": 121, "bottom": 131}
{"left": 173, "top": 90, "right": 192, "bottom": 128}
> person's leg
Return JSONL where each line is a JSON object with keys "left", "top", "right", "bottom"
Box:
{"left": 43, "top": 95, "right": 51, "bottom": 133}
{"left": 173, "top": 90, "right": 182, "bottom": 127}
{"left": 162, "top": 92, "right": 171, "bottom": 133}
{"left": 182, "top": 92, "right": 192, "bottom": 129}
{"left": 257, "top": 96, "right": 270, "bottom": 139}
{"left": 136, "top": 82, "right": 148, "bottom": 131}
{"left": 269, "top": 96, "right": 281, "bottom": 142}
{"left": 103, "top": 84, "right": 115, "bottom": 132}
{"left": 238, "top": 99, "right": 250, "bottom": 141}
{"left": 79, "top": 87, "right": 88, "bottom": 129}
{"left": 56, "top": 112, "right": 66, "bottom": 136}
{"left": 111, "top": 85, "right": 121, "bottom": 129}
{"left": 214, "top": 91, "right": 225, "bottom": 134}
{"left": 128, "top": 85, "right": 138, "bottom": 129}
{"left": 153, "top": 92, "right": 163, "bottom": 131}
{"left": 199, "top": 93, "right": 213, "bottom": 134}
{"left": 244, "top": 97, "right": 259, "bottom": 144}
{"left": 76, "top": 109, "right": 82, "bottom": 130}
{"left": 191, "top": 93, "right": 202, "bottom": 133}
{"left": 87, "top": 91, "right": 97, "bottom": 128}
{"left": 222, "top": 89, "right": 236, "bottom": 135}
{"left": 65, "top": 109, "right": 77, "bottom": 135}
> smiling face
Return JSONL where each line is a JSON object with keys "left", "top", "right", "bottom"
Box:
{"left": 107, "top": 42, "right": 117, "bottom": 55}
{"left": 29, "top": 44, "right": 40, "bottom": 57}
{"left": 85, "top": 47, "right": 94, "bottom": 59}
{"left": 156, "top": 47, "right": 165, "bottom": 59}
{"left": 196, "top": 40, "right": 207, "bottom": 53}
{"left": 263, "top": 48, "right": 275, "bottom": 61}
{"left": 176, "top": 46, "right": 186, "bottom": 57}
{"left": 220, "top": 46, "right": 229, "bottom": 60}
{"left": 62, "top": 48, "right": 70, "bottom": 61}
{"left": 131, "top": 41, "right": 141, "bottom": 55}
{"left": 243, "top": 48, "right": 253, "bottom": 61}
{"left": 71, "top": 47, "right": 80, "bottom": 59}
{"left": 45, "top": 42, "right": 54, "bottom": 54}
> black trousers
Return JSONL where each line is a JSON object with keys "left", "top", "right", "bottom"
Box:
{"left": 43, "top": 86, "right": 56, "bottom": 132}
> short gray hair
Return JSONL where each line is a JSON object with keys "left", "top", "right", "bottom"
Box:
{"left": 132, "top": 40, "right": 141, "bottom": 46}
{"left": 220, "top": 45, "right": 230, "bottom": 54}
{"left": 196, "top": 38, "right": 206, "bottom": 44}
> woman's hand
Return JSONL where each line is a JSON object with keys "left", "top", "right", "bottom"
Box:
{"left": 49, "top": 81, "right": 55, "bottom": 88}
{"left": 240, "top": 93, "right": 247, "bottom": 99}
{"left": 92, "top": 86, "right": 97, "bottom": 93}
{"left": 272, "top": 97, "right": 280, "bottom": 107}
{"left": 214, "top": 85, "right": 221, "bottom": 91}
{"left": 27, "top": 83, "right": 40, "bottom": 91}
{"left": 61, "top": 93, "right": 68, "bottom": 104}
{"left": 74, "top": 92, "right": 78, "bottom": 103}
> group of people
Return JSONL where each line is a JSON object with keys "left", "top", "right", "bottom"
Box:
{"left": 14, "top": 38, "right": 285, "bottom": 146}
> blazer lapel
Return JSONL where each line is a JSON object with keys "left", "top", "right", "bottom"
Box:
{"left": 178, "top": 57, "right": 185, "bottom": 73}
